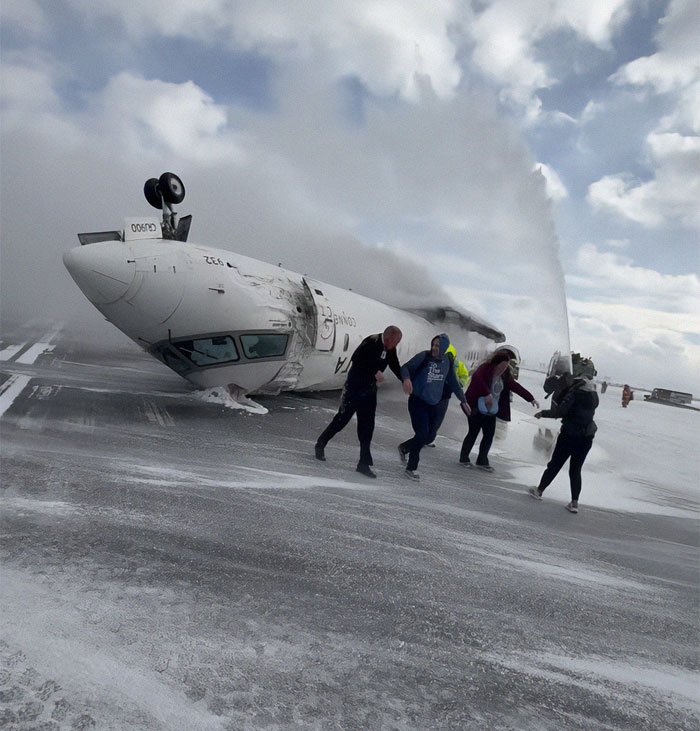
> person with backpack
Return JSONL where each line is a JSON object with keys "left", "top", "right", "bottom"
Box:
{"left": 459, "top": 350, "right": 539, "bottom": 472}
{"left": 528, "top": 360, "right": 599, "bottom": 513}
{"left": 398, "top": 334, "right": 470, "bottom": 480}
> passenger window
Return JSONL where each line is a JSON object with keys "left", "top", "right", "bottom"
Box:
{"left": 174, "top": 336, "right": 239, "bottom": 366}
{"left": 240, "top": 333, "right": 288, "bottom": 359}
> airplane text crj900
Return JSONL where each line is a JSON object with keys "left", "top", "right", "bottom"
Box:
{"left": 63, "top": 173, "right": 507, "bottom": 398}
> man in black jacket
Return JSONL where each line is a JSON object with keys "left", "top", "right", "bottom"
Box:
{"left": 315, "top": 326, "right": 403, "bottom": 477}
{"left": 529, "top": 367, "right": 599, "bottom": 513}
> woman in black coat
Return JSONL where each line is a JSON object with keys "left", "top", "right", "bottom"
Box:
{"left": 528, "top": 373, "right": 599, "bottom": 513}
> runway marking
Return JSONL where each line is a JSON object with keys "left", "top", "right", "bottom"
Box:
{"left": 15, "top": 341, "right": 56, "bottom": 365}
{"left": 0, "top": 375, "right": 32, "bottom": 418}
{"left": 0, "top": 343, "right": 27, "bottom": 361}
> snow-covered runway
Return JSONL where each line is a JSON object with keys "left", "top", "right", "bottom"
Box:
{"left": 1, "top": 325, "right": 698, "bottom": 729}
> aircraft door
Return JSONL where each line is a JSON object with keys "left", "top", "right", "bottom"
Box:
{"left": 302, "top": 277, "right": 335, "bottom": 351}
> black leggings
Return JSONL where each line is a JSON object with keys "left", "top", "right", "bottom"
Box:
{"left": 538, "top": 433, "right": 593, "bottom": 501}
{"left": 317, "top": 386, "right": 377, "bottom": 465}
{"left": 460, "top": 411, "right": 496, "bottom": 465}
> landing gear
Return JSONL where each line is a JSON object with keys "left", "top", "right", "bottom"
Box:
{"left": 143, "top": 173, "right": 186, "bottom": 210}
{"left": 143, "top": 172, "right": 189, "bottom": 240}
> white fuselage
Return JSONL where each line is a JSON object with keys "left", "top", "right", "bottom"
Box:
{"left": 64, "top": 219, "right": 498, "bottom": 394}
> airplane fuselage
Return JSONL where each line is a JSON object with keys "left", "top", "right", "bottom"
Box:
{"left": 64, "top": 217, "right": 500, "bottom": 395}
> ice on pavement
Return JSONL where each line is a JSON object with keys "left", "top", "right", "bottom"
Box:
{"left": 493, "top": 370, "right": 699, "bottom": 517}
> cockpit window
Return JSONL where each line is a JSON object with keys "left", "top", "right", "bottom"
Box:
{"left": 240, "top": 333, "right": 288, "bottom": 359}
{"left": 174, "top": 336, "right": 240, "bottom": 366}
{"left": 157, "top": 346, "right": 191, "bottom": 374}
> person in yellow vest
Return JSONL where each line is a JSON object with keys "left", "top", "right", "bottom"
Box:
{"left": 424, "top": 343, "right": 470, "bottom": 448}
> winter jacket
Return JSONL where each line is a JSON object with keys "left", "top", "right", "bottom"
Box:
{"left": 401, "top": 333, "right": 467, "bottom": 406}
{"left": 538, "top": 378, "right": 599, "bottom": 437}
{"left": 345, "top": 333, "right": 402, "bottom": 394}
{"left": 465, "top": 361, "right": 535, "bottom": 421}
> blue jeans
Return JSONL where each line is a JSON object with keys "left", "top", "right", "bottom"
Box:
{"left": 399, "top": 395, "right": 441, "bottom": 471}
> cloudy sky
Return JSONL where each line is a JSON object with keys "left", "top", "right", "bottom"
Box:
{"left": 1, "top": 0, "right": 698, "bottom": 392}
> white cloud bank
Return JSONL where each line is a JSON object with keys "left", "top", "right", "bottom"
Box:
{"left": 566, "top": 244, "right": 700, "bottom": 392}
{"left": 589, "top": 0, "right": 700, "bottom": 229}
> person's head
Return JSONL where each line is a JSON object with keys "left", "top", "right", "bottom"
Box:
{"left": 488, "top": 350, "right": 511, "bottom": 377}
{"left": 382, "top": 325, "right": 402, "bottom": 351}
{"left": 430, "top": 333, "right": 450, "bottom": 358}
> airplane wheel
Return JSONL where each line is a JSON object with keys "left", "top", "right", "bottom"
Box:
{"left": 144, "top": 178, "right": 162, "bottom": 209}
{"left": 158, "top": 172, "right": 185, "bottom": 204}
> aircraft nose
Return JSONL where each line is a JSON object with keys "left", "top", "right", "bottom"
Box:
{"left": 63, "top": 243, "right": 136, "bottom": 304}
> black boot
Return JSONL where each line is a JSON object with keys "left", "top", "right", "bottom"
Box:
{"left": 314, "top": 443, "right": 326, "bottom": 461}
{"left": 356, "top": 463, "right": 376, "bottom": 478}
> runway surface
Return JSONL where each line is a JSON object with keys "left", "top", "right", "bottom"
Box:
{"left": 1, "top": 324, "right": 698, "bottom": 729}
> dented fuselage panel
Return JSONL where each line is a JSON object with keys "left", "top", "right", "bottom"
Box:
{"left": 64, "top": 224, "right": 501, "bottom": 395}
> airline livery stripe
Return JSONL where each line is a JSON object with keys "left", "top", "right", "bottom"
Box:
{"left": 0, "top": 375, "right": 32, "bottom": 418}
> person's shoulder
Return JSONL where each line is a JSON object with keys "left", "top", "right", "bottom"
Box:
{"left": 359, "top": 333, "right": 380, "bottom": 346}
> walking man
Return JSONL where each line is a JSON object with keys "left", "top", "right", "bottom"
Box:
{"left": 315, "top": 326, "right": 403, "bottom": 477}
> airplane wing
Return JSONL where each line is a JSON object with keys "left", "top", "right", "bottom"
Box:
{"left": 405, "top": 305, "right": 506, "bottom": 343}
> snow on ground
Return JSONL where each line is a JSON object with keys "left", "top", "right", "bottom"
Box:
{"left": 1, "top": 331, "right": 698, "bottom": 729}
{"left": 495, "top": 370, "right": 700, "bottom": 517}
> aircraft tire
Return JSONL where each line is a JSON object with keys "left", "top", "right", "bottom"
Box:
{"left": 144, "top": 178, "right": 162, "bottom": 209}
{"left": 158, "top": 172, "right": 186, "bottom": 204}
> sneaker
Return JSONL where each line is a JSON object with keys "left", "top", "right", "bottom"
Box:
{"left": 404, "top": 469, "right": 420, "bottom": 481}
{"left": 356, "top": 463, "right": 377, "bottom": 478}
{"left": 398, "top": 446, "right": 408, "bottom": 464}
{"left": 459, "top": 459, "right": 472, "bottom": 468}
{"left": 425, "top": 442, "right": 436, "bottom": 448}
{"left": 476, "top": 463, "right": 494, "bottom": 473}
{"left": 566, "top": 501, "right": 578, "bottom": 513}
{"left": 528, "top": 487, "right": 543, "bottom": 501}
{"left": 314, "top": 444, "right": 326, "bottom": 461}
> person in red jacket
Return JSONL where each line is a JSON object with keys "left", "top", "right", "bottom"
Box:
{"left": 459, "top": 351, "right": 539, "bottom": 472}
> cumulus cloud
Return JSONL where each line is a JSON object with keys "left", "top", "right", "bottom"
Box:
{"left": 92, "top": 73, "right": 245, "bottom": 163}
{"left": 591, "top": 0, "right": 700, "bottom": 229}
{"left": 465, "top": 0, "right": 633, "bottom": 116}
{"left": 0, "top": 0, "right": 49, "bottom": 38}
{"left": 565, "top": 243, "right": 700, "bottom": 391}
{"left": 587, "top": 132, "right": 700, "bottom": 229}
{"left": 569, "top": 243, "right": 700, "bottom": 314}
{"left": 64, "top": 0, "right": 463, "bottom": 101}
{"left": 612, "top": 0, "right": 700, "bottom": 95}
{"left": 567, "top": 298, "right": 700, "bottom": 392}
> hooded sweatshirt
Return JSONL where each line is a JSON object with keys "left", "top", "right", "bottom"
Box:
{"left": 400, "top": 334, "right": 467, "bottom": 406}
{"left": 538, "top": 378, "right": 599, "bottom": 437}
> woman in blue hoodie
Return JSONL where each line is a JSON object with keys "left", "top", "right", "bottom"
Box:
{"left": 398, "top": 334, "right": 471, "bottom": 479}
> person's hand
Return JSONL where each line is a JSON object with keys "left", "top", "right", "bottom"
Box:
{"left": 484, "top": 394, "right": 493, "bottom": 409}
{"left": 375, "top": 370, "right": 384, "bottom": 383}
{"left": 534, "top": 411, "right": 543, "bottom": 419}
{"left": 402, "top": 378, "right": 413, "bottom": 395}
{"left": 460, "top": 402, "right": 471, "bottom": 417}
{"left": 531, "top": 399, "right": 540, "bottom": 408}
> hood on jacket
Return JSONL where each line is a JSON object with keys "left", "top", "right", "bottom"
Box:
{"left": 573, "top": 377, "right": 597, "bottom": 392}
{"left": 434, "top": 333, "right": 450, "bottom": 358}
